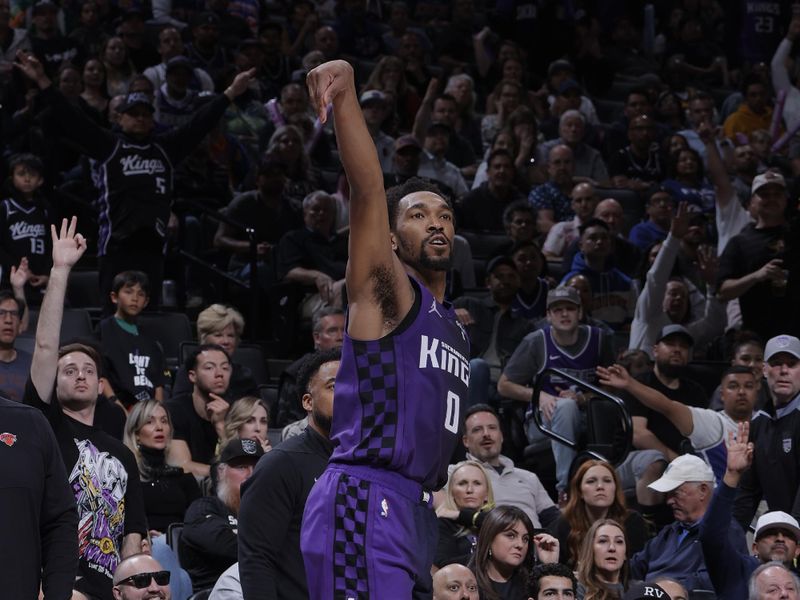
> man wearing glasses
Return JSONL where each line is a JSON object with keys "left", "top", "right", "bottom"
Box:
{"left": 113, "top": 554, "right": 171, "bottom": 600}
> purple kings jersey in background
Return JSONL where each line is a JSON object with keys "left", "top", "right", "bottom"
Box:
{"left": 539, "top": 325, "right": 601, "bottom": 395}
{"left": 330, "top": 277, "right": 470, "bottom": 490}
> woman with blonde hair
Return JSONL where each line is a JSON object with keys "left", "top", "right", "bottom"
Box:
{"left": 123, "top": 400, "right": 200, "bottom": 533}
{"left": 220, "top": 395, "right": 271, "bottom": 453}
{"left": 549, "top": 459, "right": 649, "bottom": 567}
{"left": 433, "top": 460, "right": 495, "bottom": 569}
{"left": 171, "top": 303, "right": 259, "bottom": 400}
{"left": 575, "top": 518, "right": 630, "bottom": 600}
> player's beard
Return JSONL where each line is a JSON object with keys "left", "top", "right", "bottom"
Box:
{"left": 397, "top": 234, "right": 453, "bottom": 272}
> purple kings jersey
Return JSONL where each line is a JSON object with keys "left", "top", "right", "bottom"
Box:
{"left": 538, "top": 325, "right": 602, "bottom": 395}
{"left": 330, "top": 277, "right": 470, "bottom": 490}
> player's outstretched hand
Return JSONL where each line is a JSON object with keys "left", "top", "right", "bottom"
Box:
{"left": 51, "top": 217, "right": 86, "bottom": 270}
{"left": 306, "top": 60, "right": 354, "bottom": 123}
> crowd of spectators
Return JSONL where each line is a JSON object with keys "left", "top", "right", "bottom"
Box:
{"left": 3, "top": 0, "right": 800, "bottom": 599}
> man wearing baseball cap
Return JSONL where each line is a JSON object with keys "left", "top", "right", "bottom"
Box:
{"left": 718, "top": 169, "right": 796, "bottom": 340}
{"left": 180, "top": 438, "right": 264, "bottom": 591}
{"left": 628, "top": 453, "right": 747, "bottom": 593}
{"left": 419, "top": 121, "right": 469, "bottom": 197}
{"left": 700, "top": 421, "right": 800, "bottom": 598}
{"left": 454, "top": 255, "right": 532, "bottom": 407}
{"left": 499, "top": 285, "right": 614, "bottom": 499}
{"left": 734, "top": 334, "right": 800, "bottom": 529}
{"left": 601, "top": 324, "right": 709, "bottom": 527}
{"left": 359, "top": 90, "right": 395, "bottom": 173}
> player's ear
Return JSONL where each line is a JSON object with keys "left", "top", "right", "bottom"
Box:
{"left": 301, "top": 392, "right": 313, "bottom": 412}
{"left": 390, "top": 232, "right": 398, "bottom": 251}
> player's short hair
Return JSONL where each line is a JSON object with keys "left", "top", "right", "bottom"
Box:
{"left": 296, "top": 348, "right": 342, "bottom": 395}
{"left": 185, "top": 343, "right": 231, "bottom": 372}
{"left": 385, "top": 177, "right": 450, "bottom": 230}
{"left": 111, "top": 270, "right": 151, "bottom": 296}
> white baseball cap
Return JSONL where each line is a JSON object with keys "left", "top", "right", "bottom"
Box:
{"left": 755, "top": 511, "right": 800, "bottom": 541}
{"left": 751, "top": 170, "right": 786, "bottom": 194}
{"left": 648, "top": 454, "right": 715, "bottom": 493}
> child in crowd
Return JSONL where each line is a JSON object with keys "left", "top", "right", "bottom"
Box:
{"left": 0, "top": 153, "right": 53, "bottom": 304}
{"left": 98, "top": 270, "right": 167, "bottom": 408}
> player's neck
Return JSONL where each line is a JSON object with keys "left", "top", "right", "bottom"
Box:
{"left": 405, "top": 265, "right": 447, "bottom": 303}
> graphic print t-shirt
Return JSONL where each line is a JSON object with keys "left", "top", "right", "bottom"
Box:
{"left": 23, "top": 380, "right": 147, "bottom": 600}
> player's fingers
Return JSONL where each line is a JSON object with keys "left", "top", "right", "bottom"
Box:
{"left": 67, "top": 215, "right": 77, "bottom": 238}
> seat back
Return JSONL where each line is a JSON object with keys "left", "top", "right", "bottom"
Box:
{"left": 24, "top": 308, "right": 95, "bottom": 344}
{"left": 138, "top": 312, "right": 194, "bottom": 368}
{"left": 66, "top": 270, "right": 101, "bottom": 309}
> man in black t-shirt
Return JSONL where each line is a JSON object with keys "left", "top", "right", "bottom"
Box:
{"left": 165, "top": 343, "right": 232, "bottom": 478}
{"left": 213, "top": 156, "right": 302, "bottom": 291}
{"left": 23, "top": 217, "right": 147, "bottom": 600}
{"left": 718, "top": 171, "right": 797, "bottom": 340}
{"left": 615, "top": 325, "right": 709, "bottom": 523}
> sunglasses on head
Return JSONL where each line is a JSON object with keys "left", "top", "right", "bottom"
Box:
{"left": 116, "top": 570, "right": 170, "bottom": 588}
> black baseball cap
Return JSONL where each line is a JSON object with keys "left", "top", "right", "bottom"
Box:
{"left": 218, "top": 438, "right": 264, "bottom": 464}
{"left": 117, "top": 92, "right": 155, "bottom": 114}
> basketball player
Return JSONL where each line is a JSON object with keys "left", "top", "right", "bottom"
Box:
{"left": 300, "top": 61, "right": 470, "bottom": 599}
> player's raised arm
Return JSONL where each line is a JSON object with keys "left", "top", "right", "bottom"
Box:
{"left": 306, "top": 61, "right": 411, "bottom": 335}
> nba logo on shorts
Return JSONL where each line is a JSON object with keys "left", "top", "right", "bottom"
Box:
{"left": 380, "top": 498, "right": 389, "bottom": 518}
{"left": 784, "top": 438, "right": 792, "bottom": 453}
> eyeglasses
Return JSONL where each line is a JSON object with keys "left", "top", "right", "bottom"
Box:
{"left": 116, "top": 570, "right": 170, "bottom": 588}
{"left": 0, "top": 309, "right": 20, "bottom": 319}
